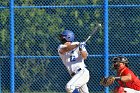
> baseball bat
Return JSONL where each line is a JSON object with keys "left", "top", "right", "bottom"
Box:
{"left": 84, "top": 23, "right": 101, "bottom": 43}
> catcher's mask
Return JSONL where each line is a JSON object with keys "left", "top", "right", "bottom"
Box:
{"left": 59, "top": 30, "right": 74, "bottom": 44}
{"left": 112, "top": 56, "right": 128, "bottom": 69}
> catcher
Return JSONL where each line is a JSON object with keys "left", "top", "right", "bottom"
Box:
{"left": 100, "top": 56, "right": 140, "bottom": 93}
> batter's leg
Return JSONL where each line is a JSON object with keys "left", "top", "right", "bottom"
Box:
{"left": 65, "top": 68, "right": 89, "bottom": 93}
{"left": 78, "top": 84, "right": 89, "bottom": 93}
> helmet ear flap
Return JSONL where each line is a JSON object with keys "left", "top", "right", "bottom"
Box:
{"left": 67, "top": 35, "right": 71, "bottom": 39}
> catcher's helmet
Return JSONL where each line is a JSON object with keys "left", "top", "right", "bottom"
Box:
{"left": 112, "top": 56, "right": 128, "bottom": 69}
{"left": 112, "top": 56, "right": 128, "bottom": 63}
{"left": 60, "top": 30, "right": 74, "bottom": 44}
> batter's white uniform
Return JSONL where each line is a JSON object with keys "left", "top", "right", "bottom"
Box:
{"left": 58, "top": 42, "right": 90, "bottom": 93}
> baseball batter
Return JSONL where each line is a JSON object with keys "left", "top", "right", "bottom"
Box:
{"left": 58, "top": 30, "right": 90, "bottom": 93}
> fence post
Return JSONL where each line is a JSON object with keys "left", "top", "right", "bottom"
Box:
{"left": 10, "top": 0, "right": 15, "bottom": 93}
{"left": 104, "top": 0, "right": 109, "bottom": 93}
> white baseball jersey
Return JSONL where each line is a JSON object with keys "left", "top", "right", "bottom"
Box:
{"left": 58, "top": 42, "right": 90, "bottom": 93}
{"left": 58, "top": 42, "right": 87, "bottom": 75}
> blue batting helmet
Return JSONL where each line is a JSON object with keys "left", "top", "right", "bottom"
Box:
{"left": 60, "top": 30, "right": 75, "bottom": 43}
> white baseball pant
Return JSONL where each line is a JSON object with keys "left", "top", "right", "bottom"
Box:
{"left": 66, "top": 68, "right": 90, "bottom": 93}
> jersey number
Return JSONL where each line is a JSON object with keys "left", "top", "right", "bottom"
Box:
{"left": 70, "top": 56, "right": 76, "bottom": 62}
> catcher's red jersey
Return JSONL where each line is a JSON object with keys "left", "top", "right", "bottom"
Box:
{"left": 117, "top": 67, "right": 140, "bottom": 90}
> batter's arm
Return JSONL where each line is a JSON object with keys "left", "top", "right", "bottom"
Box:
{"left": 80, "top": 51, "right": 88, "bottom": 59}
{"left": 59, "top": 42, "right": 78, "bottom": 54}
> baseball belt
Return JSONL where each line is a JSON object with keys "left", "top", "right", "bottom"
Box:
{"left": 71, "top": 68, "right": 82, "bottom": 76}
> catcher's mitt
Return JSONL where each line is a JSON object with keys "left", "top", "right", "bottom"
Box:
{"left": 100, "top": 76, "right": 115, "bottom": 87}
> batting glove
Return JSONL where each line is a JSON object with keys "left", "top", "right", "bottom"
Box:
{"left": 79, "top": 42, "right": 86, "bottom": 51}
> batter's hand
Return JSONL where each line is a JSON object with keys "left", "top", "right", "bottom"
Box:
{"left": 79, "top": 42, "right": 86, "bottom": 51}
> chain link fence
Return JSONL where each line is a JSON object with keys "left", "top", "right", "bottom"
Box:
{"left": 0, "top": 0, "right": 140, "bottom": 93}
